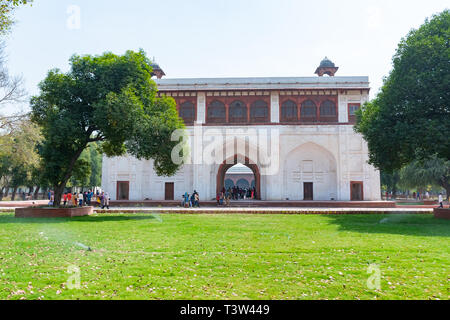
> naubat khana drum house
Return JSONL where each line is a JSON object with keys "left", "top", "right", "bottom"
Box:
{"left": 101, "top": 58, "right": 381, "bottom": 202}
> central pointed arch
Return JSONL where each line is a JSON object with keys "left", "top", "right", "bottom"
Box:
{"left": 216, "top": 155, "right": 261, "bottom": 200}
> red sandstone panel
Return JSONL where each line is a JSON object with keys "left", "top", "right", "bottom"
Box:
{"left": 15, "top": 207, "right": 93, "bottom": 218}
{"left": 433, "top": 208, "right": 450, "bottom": 220}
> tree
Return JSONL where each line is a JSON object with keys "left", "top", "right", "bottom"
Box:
{"left": 399, "top": 155, "right": 450, "bottom": 200}
{"left": 88, "top": 142, "right": 102, "bottom": 188}
{"left": 0, "top": 118, "right": 41, "bottom": 200}
{"left": 355, "top": 10, "right": 450, "bottom": 172}
{"left": 0, "top": 0, "right": 33, "bottom": 34}
{"left": 67, "top": 142, "right": 102, "bottom": 191}
{"left": 381, "top": 171, "right": 400, "bottom": 198}
{"left": 31, "top": 50, "right": 186, "bottom": 206}
{"left": 9, "top": 163, "right": 27, "bottom": 200}
{"left": 69, "top": 146, "right": 92, "bottom": 189}
{"left": 0, "top": 41, "right": 27, "bottom": 137}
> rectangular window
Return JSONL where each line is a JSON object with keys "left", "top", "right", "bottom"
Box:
{"left": 348, "top": 104, "right": 360, "bottom": 115}
{"left": 348, "top": 103, "right": 361, "bottom": 123}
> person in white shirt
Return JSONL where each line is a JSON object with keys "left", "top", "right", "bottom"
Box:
{"left": 438, "top": 193, "right": 444, "bottom": 208}
{"left": 78, "top": 192, "right": 84, "bottom": 207}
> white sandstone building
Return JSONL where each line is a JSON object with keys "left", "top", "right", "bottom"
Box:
{"left": 102, "top": 58, "right": 381, "bottom": 202}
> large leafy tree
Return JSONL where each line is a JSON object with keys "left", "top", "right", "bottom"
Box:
{"left": 31, "top": 50, "right": 185, "bottom": 206}
{"left": 399, "top": 155, "right": 450, "bottom": 200}
{"left": 355, "top": 10, "right": 450, "bottom": 172}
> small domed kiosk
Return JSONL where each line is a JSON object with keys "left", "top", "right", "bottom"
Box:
{"left": 315, "top": 57, "right": 339, "bottom": 77}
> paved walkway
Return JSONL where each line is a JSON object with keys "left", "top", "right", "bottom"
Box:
{"left": 94, "top": 207, "right": 434, "bottom": 215}
{"left": 0, "top": 200, "right": 441, "bottom": 215}
{"left": 0, "top": 200, "right": 48, "bottom": 208}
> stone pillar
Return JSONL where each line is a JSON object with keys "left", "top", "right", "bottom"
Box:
{"left": 197, "top": 92, "right": 206, "bottom": 124}
{"left": 337, "top": 126, "right": 351, "bottom": 201}
{"left": 338, "top": 92, "right": 348, "bottom": 123}
{"left": 270, "top": 91, "right": 279, "bottom": 123}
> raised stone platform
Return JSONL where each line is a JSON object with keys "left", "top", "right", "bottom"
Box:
{"left": 15, "top": 206, "right": 93, "bottom": 218}
{"left": 433, "top": 208, "right": 450, "bottom": 220}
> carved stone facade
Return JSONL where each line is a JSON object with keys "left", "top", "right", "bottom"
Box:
{"left": 102, "top": 75, "right": 380, "bottom": 201}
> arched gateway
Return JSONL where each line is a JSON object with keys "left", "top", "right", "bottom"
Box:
{"left": 216, "top": 156, "right": 261, "bottom": 200}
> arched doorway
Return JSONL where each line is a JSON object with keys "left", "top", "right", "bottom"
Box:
{"left": 284, "top": 142, "right": 337, "bottom": 201}
{"left": 216, "top": 156, "right": 261, "bottom": 200}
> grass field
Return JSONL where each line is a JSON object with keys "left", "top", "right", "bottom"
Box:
{"left": 0, "top": 212, "right": 448, "bottom": 300}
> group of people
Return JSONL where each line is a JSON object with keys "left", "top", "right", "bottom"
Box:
{"left": 216, "top": 186, "right": 257, "bottom": 206}
{"left": 182, "top": 190, "right": 200, "bottom": 208}
{"left": 47, "top": 190, "right": 110, "bottom": 209}
{"left": 62, "top": 190, "right": 95, "bottom": 207}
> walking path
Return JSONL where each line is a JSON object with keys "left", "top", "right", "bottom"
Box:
{"left": 0, "top": 200, "right": 443, "bottom": 215}
{"left": 94, "top": 207, "right": 433, "bottom": 215}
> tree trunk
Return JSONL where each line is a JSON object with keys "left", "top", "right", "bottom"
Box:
{"left": 52, "top": 146, "right": 86, "bottom": 207}
{"left": 33, "top": 186, "right": 40, "bottom": 200}
{"left": 392, "top": 185, "right": 397, "bottom": 200}
{"left": 0, "top": 187, "right": 4, "bottom": 201}
{"left": 443, "top": 185, "right": 450, "bottom": 202}
{"left": 4, "top": 186, "right": 9, "bottom": 198}
{"left": 53, "top": 184, "right": 65, "bottom": 207}
{"left": 11, "top": 186, "right": 18, "bottom": 201}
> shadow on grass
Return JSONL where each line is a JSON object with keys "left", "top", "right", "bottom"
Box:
{"left": 326, "top": 214, "right": 450, "bottom": 237}
{"left": 0, "top": 214, "right": 160, "bottom": 224}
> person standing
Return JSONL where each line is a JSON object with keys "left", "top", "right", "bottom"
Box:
{"left": 104, "top": 192, "right": 110, "bottom": 209}
{"left": 194, "top": 192, "right": 200, "bottom": 208}
{"left": 63, "top": 192, "right": 68, "bottom": 206}
{"left": 102, "top": 192, "right": 110, "bottom": 209}
{"left": 87, "top": 190, "right": 92, "bottom": 205}
{"left": 67, "top": 191, "right": 72, "bottom": 206}
{"left": 100, "top": 192, "right": 105, "bottom": 208}
{"left": 190, "top": 193, "right": 195, "bottom": 208}
{"left": 225, "top": 189, "right": 231, "bottom": 206}
{"left": 78, "top": 192, "right": 84, "bottom": 207}
{"left": 216, "top": 192, "right": 221, "bottom": 206}
{"left": 438, "top": 193, "right": 444, "bottom": 208}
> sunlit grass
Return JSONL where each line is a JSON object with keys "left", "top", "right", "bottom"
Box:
{"left": 0, "top": 212, "right": 448, "bottom": 300}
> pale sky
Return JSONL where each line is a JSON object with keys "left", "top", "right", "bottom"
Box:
{"left": 3, "top": 0, "right": 449, "bottom": 113}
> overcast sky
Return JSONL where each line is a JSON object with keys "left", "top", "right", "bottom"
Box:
{"left": 3, "top": 0, "right": 449, "bottom": 113}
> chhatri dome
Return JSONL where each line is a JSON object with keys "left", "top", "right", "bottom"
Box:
{"left": 150, "top": 61, "right": 166, "bottom": 79}
{"left": 315, "top": 57, "right": 339, "bottom": 77}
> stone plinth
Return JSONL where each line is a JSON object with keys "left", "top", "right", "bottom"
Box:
{"left": 433, "top": 208, "right": 450, "bottom": 220}
{"left": 15, "top": 206, "right": 93, "bottom": 218}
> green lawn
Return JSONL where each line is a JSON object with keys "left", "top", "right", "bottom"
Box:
{"left": 0, "top": 212, "right": 448, "bottom": 300}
